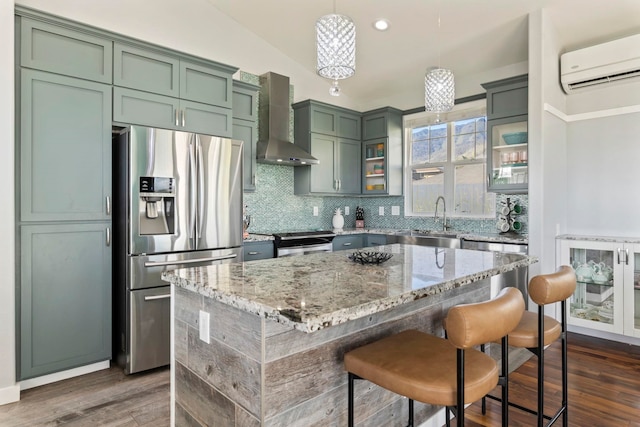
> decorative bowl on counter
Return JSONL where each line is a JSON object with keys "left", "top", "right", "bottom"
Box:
{"left": 348, "top": 251, "right": 393, "bottom": 265}
{"left": 502, "top": 132, "right": 527, "bottom": 145}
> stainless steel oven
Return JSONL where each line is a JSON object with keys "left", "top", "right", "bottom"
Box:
{"left": 273, "top": 231, "right": 336, "bottom": 257}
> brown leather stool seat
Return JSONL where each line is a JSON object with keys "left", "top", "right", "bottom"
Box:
{"left": 345, "top": 287, "right": 525, "bottom": 427}
{"left": 508, "top": 311, "right": 561, "bottom": 348}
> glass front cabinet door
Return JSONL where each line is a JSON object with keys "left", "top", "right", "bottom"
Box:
{"left": 488, "top": 115, "right": 528, "bottom": 193}
{"left": 558, "top": 237, "right": 640, "bottom": 337}
{"left": 623, "top": 243, "right": 640, "bottom": 338}
{"left": 363, "top": 138, "right": 387, "bottom": 194}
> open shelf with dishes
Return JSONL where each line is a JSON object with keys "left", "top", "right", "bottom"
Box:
{"left": 488, "top": 116, "right": 528, "bottom": 190}
{"left": 363, "top": 140, "right": 387, "bottom": 193}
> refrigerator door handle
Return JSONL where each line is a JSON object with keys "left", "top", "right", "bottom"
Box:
{"left": 144, "top": 253, "right": 238, "bottom": 267}
{"left": 188, "top": 136, "right": 197, "bottom": 241}
{"left": 144, "top": 294, "right": 171, "bottom": 301}
{"left": 196, "top": 136, "right": 205, "bottom": 241}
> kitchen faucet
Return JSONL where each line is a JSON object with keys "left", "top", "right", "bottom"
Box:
{"left": 434, "top": 196, "right": 449, "bottom": 231}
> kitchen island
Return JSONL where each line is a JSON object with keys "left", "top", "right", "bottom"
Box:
{"left": 163, "top": 244, "right": 536, "bottom": 426}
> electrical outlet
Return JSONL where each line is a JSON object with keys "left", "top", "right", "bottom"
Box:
{"left": 379, "top": 206, "right": 385, "bottom": 216}
{"left": 313, "top": 206, "right": 319, "bottom": 216}
{"left": 344, "top": 206, "right": 350, "bottom": 215}
{"left": 199, "top": 310, "right": 210, "bottom": 344}
{"left": 391, "top": 206, "right": 400, "bottom": 216}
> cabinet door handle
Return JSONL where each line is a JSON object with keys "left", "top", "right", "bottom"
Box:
{"left": 248, "top": 251, "right": 259, "bottom": 255}
{"left": 338, "top": 180, "right": 341, "bottom": 191}
{"left": 181, "top": 110, "right": 186, "bottom": 127}
{"left": 105, "top": 196, "right": 111, "bottom": 216}
{"left": 626, "top": 248, "right": 630, "bottom": 265}
{"left": 343, "top": 242, "right": 352, "bottom": 246}
{"left": 617, "top": 248, "right": 622, "bottom": 264}
{"left": 106, "top": 227, "right": 111, "bottom": 246}
{"left": 175, "top": 109, "right": 179, "bottom": 126}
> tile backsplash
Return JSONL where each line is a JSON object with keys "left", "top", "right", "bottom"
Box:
{"left": 243, "top": 163, "right": 528, "bottom": 234}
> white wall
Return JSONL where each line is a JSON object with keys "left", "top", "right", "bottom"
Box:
{"left": 0, "top": 0, "right": 18, "bottom": 405}
{"left": 528, "top": 7, "right": 569, "bottom": 307}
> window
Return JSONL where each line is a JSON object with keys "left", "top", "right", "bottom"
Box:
{"left": 404, "top": 100, "right": 495, "bottom": 218}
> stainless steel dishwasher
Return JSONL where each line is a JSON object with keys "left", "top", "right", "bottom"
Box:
{"left": 461, "top": 239, "right": 529, "bottom": 302}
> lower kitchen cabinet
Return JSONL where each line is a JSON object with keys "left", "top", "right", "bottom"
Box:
{"left": 557, "top": 236, "right": 640, "bottom": 338}
{"left": 243, "top": 241, "right": 274, "bottom": 261}
{"left": 19, "top": 223, "right": 112, "bottom": 380}
{"left": 333, "top": 235, "right": 364, "bottom": 251}
{"left": 365, "top": 234, "right": 387, "bottom": 247}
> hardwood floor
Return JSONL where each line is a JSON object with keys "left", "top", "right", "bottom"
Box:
{"left": 463, "top": 332, "right": 640, "bottom": 426}
{"left": 0, "top": 333, "right": 638, "bottom": 426}
{"left": 0, "top": 365, "right": 170, "bottom": 426}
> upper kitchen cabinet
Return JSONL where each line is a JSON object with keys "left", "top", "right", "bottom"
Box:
{"left": 112, "top": 42, "right": 237, "bottom": 136}
{"left": 482, "top": 74, "right": 528, "bottom": 194}
{"left": 113, "top": 87, "right": 232, "bottom": 137}
{"left": 303, "top": 100, "right": 362, "bottom": 140}
{"left": 293, "top": 100, "right": 362, "bottom": 195}
{"left": 482, "top": 74, "right": 528, "bottom": 120}
{"left": 113, "top": 43, "right": 234, "bottom": 108}
{"left": 232, "top": 80, "right": 260, "bottom": 192}
{"left": 361, "top": 107, "right": 403, "bottom": 196}
{"left": 19, "top": 17, "right": 112, "bottom": 84}
{"left": 20, "top": 69, "right": 112, "bottom": 222}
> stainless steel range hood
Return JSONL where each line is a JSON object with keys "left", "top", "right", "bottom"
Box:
{"left": 256, "top": 72, "right": 319, "bottom": 166}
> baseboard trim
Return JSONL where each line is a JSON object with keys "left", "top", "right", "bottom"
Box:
{"left": 19, "top": 360, "right": 110, "bottom": 391}
{"left": 0, "top": 384, "right": 20, "bottom": 406}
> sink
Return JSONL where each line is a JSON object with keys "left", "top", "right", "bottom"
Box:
{"left": 387, "top": 230, "right": 461, "bottom": 249}
{"left": 410, "top": 229, "right": 460, "bottom": 239}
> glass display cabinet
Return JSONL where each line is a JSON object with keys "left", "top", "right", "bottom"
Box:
{"left": 488, "top": 115, "right": 528, "bottom": 193}
{"left": 557, "top": 237, "right": 640, "bottom": 337}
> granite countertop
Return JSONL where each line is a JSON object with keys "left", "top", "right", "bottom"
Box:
{"left": 163, "top": 243, "right": 537, "bottom": 333}
{"left": 244, "top": 228, "right": 528, "bottom": 245}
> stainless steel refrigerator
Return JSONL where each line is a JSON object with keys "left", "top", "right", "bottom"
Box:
{"left": 113, "top": 125, "right": 243, "bottom": 374}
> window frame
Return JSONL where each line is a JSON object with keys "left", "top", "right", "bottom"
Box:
{"left": 403, "top": 100, "right": 495, "bottom": 219}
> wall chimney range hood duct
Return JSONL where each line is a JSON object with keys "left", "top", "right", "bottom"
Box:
{"left": 256, "top": 72, "right": 319, "bottom": 166}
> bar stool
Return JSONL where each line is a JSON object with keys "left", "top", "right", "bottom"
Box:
{"left": 344, "top": 287, "right": 525, "bottom": 427}
{"left": 484, "top": 265, "right": 576, "bottom": 427}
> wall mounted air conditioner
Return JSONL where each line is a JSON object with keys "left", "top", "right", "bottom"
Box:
{"left": 560, "top": 33, "right": 640, "bottom": 94}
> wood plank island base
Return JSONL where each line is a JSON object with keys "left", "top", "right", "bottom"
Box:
{"left": 162, "top": 243, "right": 537, "bottom": 426}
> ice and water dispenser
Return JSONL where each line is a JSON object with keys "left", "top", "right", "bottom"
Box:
{"left": 139, "top": 176, "right": 175, "bottom": 235}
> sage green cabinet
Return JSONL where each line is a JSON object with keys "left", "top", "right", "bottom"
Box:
{"left": 20, "top": 17, "right": 112, "bottom": 83}
{"left": 333, "top": 235, "right": 364, "bottom": 251}
{"left": 243, "top": 241, "right": 274, "bottom": 261}
{"left": 362, "top": 107, "right": 403, "bottom": 196}
{"left": 19, "top": 223, "right": 112, "bottom": 380}
{"left": 112, "top": 42, "right": 236, "bottom": 136}
{"left": 365, "top": 234, "right": 388, "bottom": 247}
{"left": 20, "top": 69, "right": 112, "bottom": 222}
{"left": 307, "top": 102, "right": 361, "bottom": 140}
{"left": 482, "top": 74, "right": 528, "bottom": 194}
{"left": 114, "top": 43, "right": 233, "bottom": 108}
{"left": 293, "top": 100, "right": 362, "bottom": 195}
{"left": 294, "top": 134, "right": 361, "bottom": 195}
{"left": 113, "top": 86, "right": 232, "bottom": 137}
{"left": 232, "top": 81, "right": 260, "bottom": 192}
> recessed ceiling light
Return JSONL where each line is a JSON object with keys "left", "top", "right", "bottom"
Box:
{"left": 373, "top": 19, "right": 389, "bottom": 31}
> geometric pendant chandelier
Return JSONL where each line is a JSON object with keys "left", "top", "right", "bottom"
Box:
{"left": 316, "top": 5, "right": 356, "bottom": 96}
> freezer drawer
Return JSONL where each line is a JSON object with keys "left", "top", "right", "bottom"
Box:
{"left": 128, "top": 247, "right": 241, "bottom": 290}
{"left": 128, "top": 287, "right": 171, "bottom": 374}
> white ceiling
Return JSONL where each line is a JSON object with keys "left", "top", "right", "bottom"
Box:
{"left": 206, "top": 0, "right": 640, "bottom": 110}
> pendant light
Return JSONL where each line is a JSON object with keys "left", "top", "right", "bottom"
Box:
{"left": 316, "top": 0, "right": 356, "bottom": 96}
{"left": 425, "top": 4, "right": 454, "bottom": 115}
